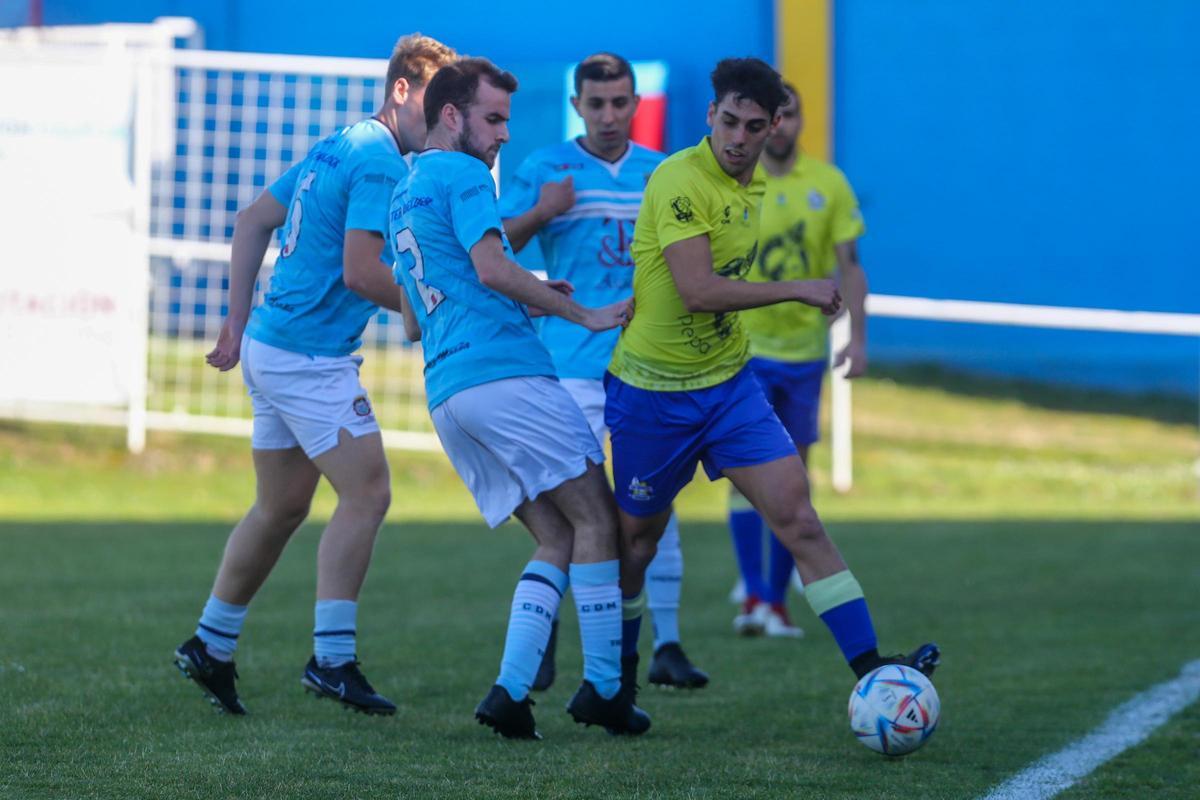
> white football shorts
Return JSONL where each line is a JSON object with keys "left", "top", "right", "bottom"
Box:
{"left": 240, "top": 335, "right": 380, "bottom": 459}
{"left": 560, "top": 377, "right": 607, "bottom": 445}
{"left": 431, "top": 375, "right": 604, "bottom": 528}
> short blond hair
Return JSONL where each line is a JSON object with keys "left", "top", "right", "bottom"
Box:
{"left": 385, "top": 34, "right": 456, "bottom": 92}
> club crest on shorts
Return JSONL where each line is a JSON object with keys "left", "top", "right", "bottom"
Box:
{"left": 352, "top": 396, "right": 373, "bottom": 417}
{"left": 627, "top": 476, "right": 654, "bottom": 502}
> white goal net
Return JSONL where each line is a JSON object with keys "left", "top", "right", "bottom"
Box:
{"left": 0, "top": 19, "right": 437, "bottom": 451}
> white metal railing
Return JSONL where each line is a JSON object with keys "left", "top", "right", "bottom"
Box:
{"left": 828, "top": 297, "right": 1200, "bottom": 492}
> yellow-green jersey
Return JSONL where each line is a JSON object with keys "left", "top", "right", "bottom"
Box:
{"left": 741, "top": 154, "right": 865, "bottom": 362}
{"left": 608, "top": 138, "right": 765, "bottom": 391}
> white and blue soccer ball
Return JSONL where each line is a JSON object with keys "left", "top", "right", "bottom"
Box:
{"left": 848, "top": 663, "right": 940, "bottom": 756}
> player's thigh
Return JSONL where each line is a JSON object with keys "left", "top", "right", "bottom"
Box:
{"left": 723, "top": 455, "right": 816, "bottom": 533}
{"left": 560, "top": 378, "right": 608, "bottom": 444}
{"left": 603, "top": 374, "right": 705, "bottom": 519}
{"left": 431, "top": 399, "right": 525, "bottom": 529}
{"left": 753, "top": 357, "right": 824, "bottom": 452}
{"left": 512, "top": 493, "right": 575, "bottom": 554}
{"left": 431, "top": 377, "right": 601, "bottom": 529}
{"left": 251, "top": 446, "right": 321, "bottom": 518}
{"left": 242, "top": 337, "right": 381, "bottom": 466}
{"left": 542, "top": 462, "right": 615, "bottom": 527}
{"left": 311, "top": 429, "right": 390, "bottom": 502}
{"left": 698, "top": 367, "right": 808, "bottom": 521}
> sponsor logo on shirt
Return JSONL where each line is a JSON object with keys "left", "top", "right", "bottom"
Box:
{"left": 426, "top": 341, "right": 470, "bottom": 371}
{"left": 552, "top": 162, "right": 585, "bottom": 171}
{"left": 459, "top": 183, "right": 492, "bottom": 201}
{"left": 670, "top": 195, "right": 694, "bottom": 223}
{"left": 364, "top": 172, "right": 396, "bottom": 186}
{"left": 313, "top": 151, "right": 341, "bottom": 168}
{"left": 398, "top": 195, "right": 433, "bottom": 214}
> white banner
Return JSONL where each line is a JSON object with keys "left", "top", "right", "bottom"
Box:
{"left": 0, "top": 46, "right": 140, "bottom": 406}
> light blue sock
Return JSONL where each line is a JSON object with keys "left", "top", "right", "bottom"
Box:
{"left": 646, "top": 514, "right": 683, "bottom": 649}
{"left": 196, "top": 595, "right": 248, "bottom": 662}
{"left": 314, "top": 599, "right": 357, "bottom": 668}
{"left": 496, "top": 561, "right": 567, "bottom": 702}
{"left": 570, "top": 560, "right": 622, "bottom": 700}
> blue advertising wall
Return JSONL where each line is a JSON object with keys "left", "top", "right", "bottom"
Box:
{"left": 31, "top": 0, "right": 1200, "bottom": 395}
{"left": 40, "top": 0, "right": 773, "bottom": 154}
{"left": 834, "top": 0, "right": 1200, "bottom": 394}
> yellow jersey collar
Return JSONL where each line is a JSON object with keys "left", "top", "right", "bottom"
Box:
{"left": 697, "top": 136, "right": 766, "bottom": 194}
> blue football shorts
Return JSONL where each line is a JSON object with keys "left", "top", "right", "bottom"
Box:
{"left": 604, "top": 366, "right": 797, "bottom": 517}
{"left": 747, "top": 356, "right": 826, "bottom": 447}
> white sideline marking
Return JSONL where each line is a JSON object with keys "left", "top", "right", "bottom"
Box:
{"left": 977, "top": 659, "right": 1200, "bottom": 800}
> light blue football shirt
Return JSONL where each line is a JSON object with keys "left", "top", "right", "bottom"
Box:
{"left": 390, "top": 149, "right": 557, "bottom": 410}
{"left": 246, "top": 118, "right": 405, "bottom": 357}
{"left": 499, "top": 139, "right": 665, "bottom": 379}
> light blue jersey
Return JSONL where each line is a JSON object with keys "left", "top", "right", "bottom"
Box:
{"left": 246, "top": 118, "right": 405, "bottom": 357}
{"left": 390, "top": 150, "right": 557, "bottom": 410}
{"left": 499, "top": 139, "right": 665, "bottom": 379}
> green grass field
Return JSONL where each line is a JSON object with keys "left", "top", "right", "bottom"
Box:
{"left": 1, "top": 372, "right": 1198, "bottom": 799}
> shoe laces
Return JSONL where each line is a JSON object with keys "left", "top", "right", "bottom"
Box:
{"left": 341, "top": 660, "right": 377, "bottom": 695}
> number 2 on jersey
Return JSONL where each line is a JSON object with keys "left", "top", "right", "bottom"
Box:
{"left": 393, "top": 227, "right": 444, "bottom": 314}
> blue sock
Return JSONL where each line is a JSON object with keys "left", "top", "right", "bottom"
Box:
{"left": 805, "top": 571, "right": 878, "bottom": 663}
{"left": 729, "top": 507, "right": 766, "bottom": 600}
{"left": 196, "top": 595, "right": 248, "bottom": 661}
{"left": 570, "top": 560, "right": 621, "bottom": 700}
{"left": 765, "top": 531, "right": 795, "bottom": 605}
{"left": 646, "top": 514, "right": 683, "bottom": 649}
{"left": 621, "top": 590, "right": 645, "bottom": 659}
{"left": 314, "top": 599, "right": 358, "bottom": 667}
{"left": 497, "top": 561, "right": 567, "bottom": 702}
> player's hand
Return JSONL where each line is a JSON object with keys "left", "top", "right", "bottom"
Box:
{"left": 583, "top": 297, "right": 634, "bottom": 332}
{"left": 834, "top": 339, "right": 868, "bottom": 379}
{"left": 543, "top": 278, "right": 574, "bottom": 297}
{"left": 795, "top": 279, "right": 842, "bottom": 315}
{"left": 205, "top": 319, "right": 243, "bottom": 371}
{"left": 537, "top": 176, "right": 575, "bottom": 220}
{"left": 527, "top": 279, "right": 575, "bottom": 318}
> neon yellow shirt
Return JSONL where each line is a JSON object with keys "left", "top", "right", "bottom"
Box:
{"left": 608, "top": 138, "right": 765, "bottom": 390}
{"left": 741, "top": 154, "right": 865, "bottom": 362}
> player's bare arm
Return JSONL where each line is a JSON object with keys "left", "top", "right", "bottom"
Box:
{"left": 343, "top": 228, "right": 407, "bottom": 313}
{"left": 502, "top": 176, "right": 575, "bottom": 252}
{"left": 470, "top": 231, "right": 631, "bottom": 331}
{"left": 398, "top": 289, "right": 421, "bottom": 342}
{"left": 206, "top": 191, "right": 288, "bottom": 371}
{"left": 663, "top": 234, "right": 842, "bottom": 315}
{"left": 832, "top": 239, "right": 869, "bottom": 377}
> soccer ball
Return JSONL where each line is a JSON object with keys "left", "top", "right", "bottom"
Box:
{"left": 848, "top": 664, "right": 940, "bottom": 756}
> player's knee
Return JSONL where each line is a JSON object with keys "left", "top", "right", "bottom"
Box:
{"left": 771, "top": 503, "right": 825, "bottom": 550}
{"left": 258, "top": 496, "right": 311, "bottom": 532}
{"left": 624, "top": 526, "right": 660, "bottom": 571}
{"left": 360, "top": 478, "right": 392, "bottom": 521}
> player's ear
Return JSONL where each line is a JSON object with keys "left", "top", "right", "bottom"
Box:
{"left": 391, "top": 77, "right": 410, "bottom": 105}
{"left": 770, "top": 112, "right": 782, "bottom": 132}
{"left": 705, "top": 101, "right": 716, "bottom": 127}
{"left": 630, "top": 94, "right": 641, "bottom": 114}
{"left": 569, "top": 94, "right": 581, "bottom": 117}
{"left": 440, "top": 102, "right": 459, "bottom": 132}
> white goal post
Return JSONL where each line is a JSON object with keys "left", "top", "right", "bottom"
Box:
{"left": 828, "top": 298, "right": 1200, "bottom": 492}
